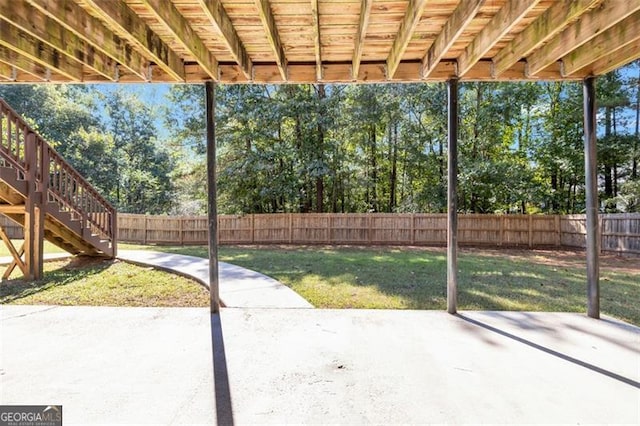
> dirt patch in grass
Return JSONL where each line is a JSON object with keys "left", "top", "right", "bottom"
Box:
{"left": 0, "top": 257, "right": 209, "bottom": 307}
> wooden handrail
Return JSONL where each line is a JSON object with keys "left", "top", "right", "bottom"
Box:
{"left": 0, "top": 98, "right": 116, "bottom": 246}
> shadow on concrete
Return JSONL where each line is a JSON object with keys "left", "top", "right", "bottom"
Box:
{"left": 457, "top": 313, "right": 640, "bottom": 389}
{"left": 211, "top": 313, "right": 234, "bottom": 425}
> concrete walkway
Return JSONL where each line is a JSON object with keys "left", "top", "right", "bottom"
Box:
{"left": 117, "top": 249, "right": 313, "bottom": 309}
{"left": 1, "top": 306, "right": 638, "bottom": 425}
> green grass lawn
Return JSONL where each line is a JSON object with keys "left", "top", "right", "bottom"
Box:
{"left": 122, "top": 244, "right": 640, "bottom": 325}
{"left": 0, "top": 257, "right": 209, "bottom": 307}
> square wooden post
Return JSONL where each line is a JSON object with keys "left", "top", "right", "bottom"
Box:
{"left": 24, "top": 133, "right": 44, "bottom": 280}
{"left": 447, "top": 78, "right": 459, "bottom": 314}
{"left": 583, "top": 77, "right": 600, "bottom": 319}
{"left": 206, "top": 81, "right": 220, "bottom": 314}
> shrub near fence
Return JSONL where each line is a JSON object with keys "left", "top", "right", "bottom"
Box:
{"left": 1, "top": 213, "right": 638, "bottom": 254}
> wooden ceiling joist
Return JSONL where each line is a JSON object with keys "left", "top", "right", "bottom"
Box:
{"left": 0, "top": 20, "right": 83, "bottom": 81}
{"left": 526, "top": 0, "right": 640, "bottom": 77}
{"left": 0, "top": 61, "right": 15, "bottom": 81}
{"left": 310, "top": 0, "right": 322, "bottom": 81}
{"left": 352, "top": 0, "right": 373, "bottom": 80}
{"left": 0, "top": 47, "right": 47, "bottom": 81}
{"left": 139, "top": 0, "right": 218, "bottom": 81}
{"left": 0, "top": 0, "right": 635, "bottom": 84}
{"left": 196, "top": 0, "right": 252, "bottom": 80}
{"left": 562, "top": 11, "right": 640, "bottom": 76}
{"left": 27, "top": 0, "right": 148, "bottom": 81}
{"left": 1, "top": 1, "right": 117, "bottom": 81}
{"left": 492, "top": 0, "right": 602, "bottom": 78}
{"left": 583, "top": 40, "right": 640, "bottom": 76}
{"left": 255, "top": 0, "right": 287, "bottom": 81}
{"left": 387, "top": 0, "right": 430, "bottom": 79}
{"left": 81, "top": 0, "right": 185, "bottom": 81}
{"left": 421, "top": 0, "right": 485, "bottom": 79}
{"left": 457, "top": 0, "right": 541, "bottom": 77}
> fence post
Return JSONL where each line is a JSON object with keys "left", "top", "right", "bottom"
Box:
{"left": 327, "top": 214, "right": 332, "bottom": 243}
{"left": 289, "top": 213, "right": 293, "bottom": 243}
{"left": 142, "top": 215, "right": 147, "bottom": 245}
{"left": 528, "top": 215, "right": 533, "bottom": 247}
{"left": 555, "top": 215, "right": 561, "bottom": 246}
{"left": 252, "top": 215, "right": 256, "bottom": 244}
{"left": 411, "top": 213, "right": 415, "bottom": 245}
{"left": 179, "top": 216, "right": 184, "bottom": 246}
{"left": 499, "top": 215, "right": 505, "bottom": 246}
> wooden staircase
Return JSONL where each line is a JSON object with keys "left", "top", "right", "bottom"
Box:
{"left": 0, "top": 98, "right": 116, "bottom": 280}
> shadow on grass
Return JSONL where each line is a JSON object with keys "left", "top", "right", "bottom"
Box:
{"left": 124, "top": 244, "right": 640, "bottom": 325}
{"left": 0, "top": 256, "right": 112, "bottom": 303}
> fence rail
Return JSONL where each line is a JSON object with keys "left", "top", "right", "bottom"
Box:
{"left": 1, "top": 212, "right": 637, "bottom": 254}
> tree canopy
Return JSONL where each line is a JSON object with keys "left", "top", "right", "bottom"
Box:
{"left": 1, "top": 62, "right": 638, "bottom": 215}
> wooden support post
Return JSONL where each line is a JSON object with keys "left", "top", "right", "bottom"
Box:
{"left": 447, "top": 78, "right": 459, "bottom": 314}
{"left": 206, "top": 81, "right": 220, "bottom": 314}
{"left": 583, "top": 77, "right": 600, "bottom": 319}
{"left": 24, "top": 132, "right": 43, "bottom": 280}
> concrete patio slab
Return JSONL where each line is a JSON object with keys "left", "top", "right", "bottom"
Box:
{"left": 1, "top": 305, "right": 638, "bottom": 425}
{"left": 117, "top": 250, "right": 313, "bottom": 309}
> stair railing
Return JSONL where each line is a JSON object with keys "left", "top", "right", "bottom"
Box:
{"left": 0, "top": 98, "right": 116, "bottom": 254}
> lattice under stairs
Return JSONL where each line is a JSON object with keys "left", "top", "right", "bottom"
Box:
{"left": 0, "top": 98, "right": 116, "bottom": 280}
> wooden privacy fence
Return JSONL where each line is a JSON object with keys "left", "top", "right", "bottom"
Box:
{"left": 108, "top": 213, "right": 640, "bottom": 254}
{"left": 1, "top": 212, "right": 638, "bottom": 254}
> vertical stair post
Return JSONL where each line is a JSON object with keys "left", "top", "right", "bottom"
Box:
{"left": 24, "top": 132, "right": 44, "bottom": 280}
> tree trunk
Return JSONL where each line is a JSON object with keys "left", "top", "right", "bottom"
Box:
{"left": 370, "top": 124, "right": 378, "bottom": 212}
{"left": 389, "top": 121, "right": 398, "bottom": 212}
{"left": 315, "top": 84, "right": 325, "bottom": 212}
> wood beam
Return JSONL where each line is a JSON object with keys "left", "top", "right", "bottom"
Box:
{"left": 255, "top": 0, "right": 287, "bottom": 81}
{"left": 387, "top": 0, "right": 429, "bottom": 79}
{"left": 81, "top": 0, "right": 185, "bottom": 81}
{"left": 0, "top": 50, "right": 47, "bottom": 81}
{"left": 457, "top": 0, "right": 541, "bottom": 77}
{"left": 139, "top": 0, "right": 218, "bottom": 80}
{"left": 352, "top": 0, "right": 373, "bottom": 80}
{"left": 0, "top": 61, "right": 15, "bottom": 81}
{"left": 310, "top": 0, "right": 322, "bottom": 81}
{"left": 562, "top": 11, "right": 640, "bottom": 76}
{"left": 526, "top": 0, "right": 640, "bottom": 76}
{"left": 196, "top": 0, "right": 252, "bottom": 79}
{"left": 28, "top": 0, "right": 148, "bottom": 81}
{"left": 492, "top": 0, "right": 601, "bottom": 78}
{"left": 0, "top": 19, "right": 83, "bottom": 81}
{"left": 583, "top": 40, "right": 640, "bottom": 76}
{"left": 0, "top": 0, "right": 117, "bottom": 81}
{"left": 2, "top": 242, "right": 24, "bottom": 280}
{"left": 0, "top": 205, "right": 25, "bottom": 214}
{"left": 421, "top": 0, "right": 484, "bottom": 78}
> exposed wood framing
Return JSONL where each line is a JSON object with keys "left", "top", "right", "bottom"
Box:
{"left": 0, "top": 226, "right": 26, "bottom": 277}
{"left": 0, "top": 205, "right": 26, "bottom": 214}
{"left": 492, "top": 0, "right": 601, "bottom": 77}
{"left": 562, "top": 11, "right": 640, "bottom": 76}
{"left": 81, "top": 0, "right": 185, "bottom": 81}
{"left": 583, "top": 40, "right": 640, "bottom": 76}
{"left": 2, "top": 242, "right": 24, "bottom": 280}
{"left": 139, "top": 0, "right": 218, "bottom": 80}
{"left": 255, "top": 0, "right": 287, "bottom": 81}
{"left": 28, "top": 0, "right": 148, "bottom": 80}
{"left": 421, "top": 0, "right": 484, "bottom": 78}
{"left": 196, "top": 0, "right": 252, "bottom": 79}
{"left": 526, "top": 0, "right": 640, "bottom": 76}
{"left": 0, "top": 1, "right": 117, "bottom": 81}
{"left": 0, "top": 19, "right": 83, "bottom": 81}
{"left": 0, "top": 49, "right": 47, "bottom": 81}
{"left": 352, "top": 0, "right": 373, "bottom": 80}
{"left": 310, "top": 0, "right": 322, "bottom": 81}
{"left": 0, "top": 61, "right": 15, "bottom": 81}
{"left": 457, "top": 0, "right": 541, "bottom": 77}
{"left": 387, "top": 0, "right": 429, "bottom": 79}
